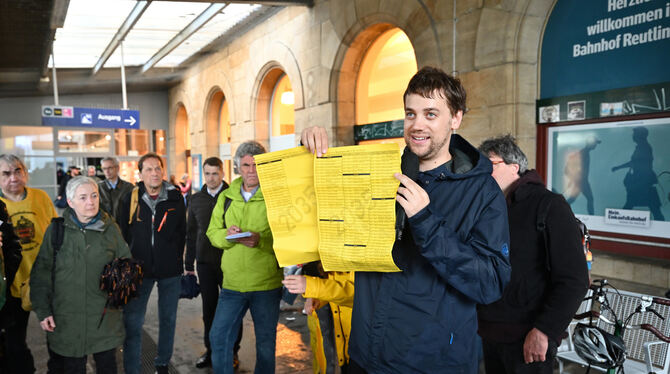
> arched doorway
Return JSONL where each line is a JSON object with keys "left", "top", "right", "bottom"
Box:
{"left": 255, "top": 67, "right": 295, "bottom": 151}
{"left": 333, "top": 24, "right": 417, "bottom": 146}
{"left": 174, "top": 104, "right": 191, "bottom": 181}
{"left": 356, "top": 27, "right": 417, "bottom": 147}
{"left": 205, "top": 89, "right": 232, "bottom": 183}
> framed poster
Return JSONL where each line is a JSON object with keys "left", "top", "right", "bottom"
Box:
{"left": 547, "top": 117, "right": 670, "bottom": 239}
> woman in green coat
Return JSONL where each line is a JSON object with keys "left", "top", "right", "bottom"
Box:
{"left": 31, "top": 176, "right": 131, "bottom": 374}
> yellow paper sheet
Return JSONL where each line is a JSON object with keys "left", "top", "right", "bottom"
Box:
{"left": 314, "top": 144, "right": 400, "bottom": 272}
{"left": 256, "top": 144, "right": 401, "bottom": 272}
{"left": 256, "top": 147, "right": 321, "bottom": 267}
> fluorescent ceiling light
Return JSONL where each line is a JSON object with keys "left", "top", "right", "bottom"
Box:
{"left": 155, "top": 4, "right": 261, "bottom": 67}
{"left": 51, "top": 0, "right": 264, "bottom": 70}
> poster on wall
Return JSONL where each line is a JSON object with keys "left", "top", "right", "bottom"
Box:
{"left": 547, "top": 117, "right": 670, "bottom": 238}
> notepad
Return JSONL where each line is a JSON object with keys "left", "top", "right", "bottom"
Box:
{"left": 225, "top": 232, "right": 252, "bottom": 240}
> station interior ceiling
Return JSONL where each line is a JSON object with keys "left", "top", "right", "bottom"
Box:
{"left": 0, "top": 0, "right": 312, "bottom": 98}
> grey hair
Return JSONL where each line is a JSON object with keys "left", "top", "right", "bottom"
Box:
{"left": 101, "top": 157, "right": 119, "bottom": 167}
{"left": 234, "top": 141, "right": 266, "bottom": 169}
{"left": 66, "top": 176, "right": 99, "bottom": 201}
{"left": 479, "top": 135, "right": 528, "bottom": 174}
{"left": 0, "top": 154, "right": 28, "bottom": 174}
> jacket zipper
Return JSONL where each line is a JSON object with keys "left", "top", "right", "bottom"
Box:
{"left": 151, "top": 211, "right": 155, "bottom": 247}
{"left": 81, "top": 227, "right": 88, "bottom": 354}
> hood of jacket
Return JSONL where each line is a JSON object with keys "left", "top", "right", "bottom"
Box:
{"left": 419, "top": 134, "right": 492, "bottom": 181}
{"left": 506, "top": 169, "right": 545, "bottom": 206}
{"left": 62, "top": 207, "right": 114, "bottom": 232}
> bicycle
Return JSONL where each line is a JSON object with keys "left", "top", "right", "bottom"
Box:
{"left": 571, "top": 279, "right": 670, "bottom": 374}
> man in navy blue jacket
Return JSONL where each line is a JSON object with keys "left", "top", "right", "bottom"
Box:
{"left": 301, "top": 66, "right": 511, "bottom": 373}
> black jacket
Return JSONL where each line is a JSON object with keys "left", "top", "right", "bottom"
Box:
{"left": 185, "top": 182, "right": 229, "bottom": 271}
{"left": 118, "top": 181, "right": 186, "bottom": 279}
{"left": 98, "top": 178, "right": 134, "bottom": 223}
{"left": 0, "top": 199, "right": 23, "bottom": 327}
{"left": 478, "top": 170, "right": 589, "bottom": 343}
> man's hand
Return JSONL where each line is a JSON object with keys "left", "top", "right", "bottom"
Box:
{"left": 282, "top": 275, "right": 307, "bottom": 294}
{"left": 236, "top": 232, "right": 260, "bottom": 248}
{"left": 227, "top": 225, "right": 242, "bottom": 237}
{"left": 226, "top": 225, "right": 259, "bottom": 247}
{"left": 394, "top": 173, "right": 429, "bottom": 218}
{"left": 40, "top": 316, "right": 56, "bottom": 332}
{"left": 300, "top": 126, "right": 329, "bottom": 157}
{"left": 184, "top": 270, "right": 196, "bottom": 276}
{"left": 303, "top": 298, "right": 315, "bottom": 315}
{"left": 523, "top": 328, "right": 549, "bottom": 364}
{"left": 0, "top": 231, "right": 3, "bottom": 248}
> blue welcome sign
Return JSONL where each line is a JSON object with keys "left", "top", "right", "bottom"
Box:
{"left": 541, "top": 0, "right": 670, "bottom": 99}
{"left": 42, "top": 106, "right": 140, "bottom": 129}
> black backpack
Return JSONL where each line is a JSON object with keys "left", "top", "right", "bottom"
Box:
{"left": 536, "top": 195, "right": 593, "bottom": 276}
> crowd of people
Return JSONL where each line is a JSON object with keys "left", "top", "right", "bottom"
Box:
{"left": 0, "top": 66, "right": 589, "bottom": 374}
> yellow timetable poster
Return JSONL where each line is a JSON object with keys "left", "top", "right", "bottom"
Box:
{"left": 255, "top": 147, "right": 321, "bottom": 267}
{"left": 256, "top": 144, "right": 401, "bottom": 272}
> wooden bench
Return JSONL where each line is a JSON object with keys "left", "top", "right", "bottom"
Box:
{"left": 556, "top": 288, "right": 670, "bottom": 374}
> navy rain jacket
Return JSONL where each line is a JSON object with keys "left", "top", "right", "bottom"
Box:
{"left": 348, "top": 134, "right": 511, "bottom": 373}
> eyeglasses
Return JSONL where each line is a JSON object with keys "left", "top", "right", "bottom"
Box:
{"left": 490, "top": 160, "right": 506, "bottom": 166}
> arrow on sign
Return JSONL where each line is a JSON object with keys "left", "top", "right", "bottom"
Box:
{"left": 124, "top": 116, "right": 137, "bottom": 126}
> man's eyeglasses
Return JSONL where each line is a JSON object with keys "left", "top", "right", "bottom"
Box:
{"left": 490, "top": 160, "right": 506, "bottom": 166}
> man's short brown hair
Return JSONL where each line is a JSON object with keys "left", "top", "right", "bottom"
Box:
{"left": 138, "top": 152, "right": 164, "bottom": 172}
{"left": 203, "top": 157, "right": 223, "bottom": 170}
{"left": 403, "top": 66, "right": 467, "bottom": 116}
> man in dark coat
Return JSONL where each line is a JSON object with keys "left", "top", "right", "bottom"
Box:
{"left": 184, "top": 157, "right": 242, "bottom": 369}
{"left": 477, "top": 135, "right": 589, "bottom": 374}
{"left": 98, "top": 157, "right": 134, "bottom": 222}
{"left": 118, "top": 153, "right": 187, "bottom": 374}
{"left": 301, "top": 66, "right": 512, "bottom": 373}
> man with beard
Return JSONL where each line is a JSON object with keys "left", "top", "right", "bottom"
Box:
{"left": 300, "top": 66, "right": 511, "bottom": 373}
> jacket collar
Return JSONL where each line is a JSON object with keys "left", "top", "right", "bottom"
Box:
{"left": 507, "top": 169, "right": 545, "bottom": 205}
{"left": 419, "top": 134, "right": 489, "bottom": 181}
{"left": 64, "top": 208, "right": 108, "bottom": 232}
{"left": 224, "top": 177, "right": 264, "bottom": 202}
{"left": 138, "top": 181, "right": 179, "bottom": 213}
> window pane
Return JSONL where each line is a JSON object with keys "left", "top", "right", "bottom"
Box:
{"left": 119, "top": 160, "right": 140, "bottom": 184}
{"left": 24, "top": 157, "right": 58, "bottom": 200}
{"left": 154, "top": 130, "right": 166, "bottom": 155}
{"left": 115, "top": 129, "right": 150, "bottom": 156}
{"left": 271, "top": 74, "right": 295, "bottom": 136}
{"left": 0, "top": 126, "right": 54, "bottom": 156}
{"left": 58, "top": 130, "right": 111, "bottom": 153}
{"left": 356, "top": 28, "right": 417, "bottom": 124}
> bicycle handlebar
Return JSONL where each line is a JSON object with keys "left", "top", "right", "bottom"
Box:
{"left": 573, "top": 310, "right": 616, "bottom": 326}
{"left": 574, "top": 311, "right": 600, "bottom": 320}
{"left": 652, "top": 297, "right": 670, "bottom": 306}
{"left": 640, "top": 324, "right": 670, "bottom": 343}
{"left": 573, "top": 310, "right": 670, "bottom": 342}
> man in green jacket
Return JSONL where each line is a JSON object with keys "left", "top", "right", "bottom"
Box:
{"left": 207, "top": 141, "right": 283, "bottom": 374}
